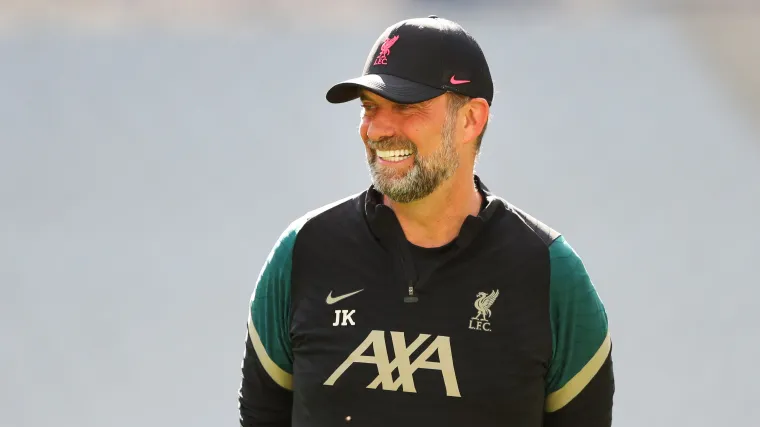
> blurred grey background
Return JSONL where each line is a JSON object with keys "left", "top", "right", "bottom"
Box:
{"left": 2, "top": 1, "right": 759, "bottom": 426}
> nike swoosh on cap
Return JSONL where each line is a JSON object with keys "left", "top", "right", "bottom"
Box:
{"left": 450, "top": 75, "right": 471, "bottom": 85}
{"left": 326, "top": 289, "right": 365, "bottom": 305}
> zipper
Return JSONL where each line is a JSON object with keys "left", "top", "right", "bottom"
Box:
{"left": 397, "top": 248, "right": 419, "bottom": 303}
{"left": 398, "top": 236, "right": 464, "bottom": 303}
{"left": 404, "top": 281, "right": 418, "bottom": 303}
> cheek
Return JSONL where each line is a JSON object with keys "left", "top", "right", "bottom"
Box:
{"left": 403, "top": 128, "right": 434, "bottom": 155}
{"left": 401, "top": 117, "right": 438, "bottom": 150}
{"left": 359, "top": 123, "right": 373, "bottom": 159}
{"left": 361, "top": 117, "right": 377, "bottom": 145}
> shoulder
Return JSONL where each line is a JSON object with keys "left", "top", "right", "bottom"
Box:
{"left": 283, "top": 190, "right": 366, "bottom": 247}
{"left": 492, "top": 198, "right": 594, "bottom": 286}
{"left": 485, "top": 195, "right": 563, "bottom": 255}
{"left": 253, "top": 190, "right": 366, "bottom": 290}
{"left": 500, "top": 198, "right": 562, "bottom": 247}
{"left": 261, "top": 190, "right": 367, "bottom": 267}
{"left": 477, "top": 176, "right": 560, "bottom": 248}
{"left": 486, "top": 196, "right": 595, "bottom": 286}
{"left": 279, "top": 191, "right": 365, "bottom": 241}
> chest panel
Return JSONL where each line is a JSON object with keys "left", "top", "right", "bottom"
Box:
{"left": 289, "top": 238, "right": 552, "bottom": 426}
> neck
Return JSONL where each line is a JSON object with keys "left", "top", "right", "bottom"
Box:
{"left": 383, "top": 168, "right": 482, "bottom": 248}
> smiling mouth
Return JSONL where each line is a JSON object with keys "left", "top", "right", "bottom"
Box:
{"left": 375, "top": 149, "right": 413, "bottom": 162}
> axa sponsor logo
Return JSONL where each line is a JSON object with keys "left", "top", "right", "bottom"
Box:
{"left": 324, "top": 330, "right": 461, "bottom": 397}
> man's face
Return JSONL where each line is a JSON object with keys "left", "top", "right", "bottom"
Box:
{"left": 359, "top": 91, "right": 461, "bottom": 204}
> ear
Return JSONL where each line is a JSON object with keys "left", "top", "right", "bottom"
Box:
{"left": 462, "top": 98, "right": 489, "bottom": 145}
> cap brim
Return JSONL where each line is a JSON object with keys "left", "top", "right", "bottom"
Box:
{"left": 326, "top": 74, "right": 446, "bottom": 105}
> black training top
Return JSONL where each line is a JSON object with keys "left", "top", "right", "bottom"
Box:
{"left": 238, "top": 176, "right": 614, "bottom": 427}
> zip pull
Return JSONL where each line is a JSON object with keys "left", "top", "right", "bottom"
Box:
{"left": 404, "top": 282, "right": 419, "bottom": 303}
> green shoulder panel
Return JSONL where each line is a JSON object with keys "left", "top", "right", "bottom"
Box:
{"left": 546, "top": 235, "right": 611, "bottom": 412}
{"left": 248, "top": 216, "right": 307, "bottom": 391}
{"left": 248, "top": 194, "right": 357, "bottom": 391}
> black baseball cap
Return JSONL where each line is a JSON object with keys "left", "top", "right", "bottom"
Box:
{"left": 326, "top": 16, "right": 494, "bottom": 106}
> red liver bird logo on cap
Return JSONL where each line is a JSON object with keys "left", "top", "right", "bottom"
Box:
{"left": 373, "top": 35, "right": 400, "bottom": 66}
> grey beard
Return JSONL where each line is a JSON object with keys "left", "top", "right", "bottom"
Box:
{"left": 367, "top": 121, "right": 459, "bottom": 204}
{"left": 369, "top": 159, "right": 439, "bottom": 204}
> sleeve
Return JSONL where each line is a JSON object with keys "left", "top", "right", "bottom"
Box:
{"left": 238, "top": 224, "right": 299, "bottom": 427}
{"left": 543, "top": 236, "right": 615, "bottom": 427}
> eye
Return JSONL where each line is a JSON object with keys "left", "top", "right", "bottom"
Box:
{"left": 361, "top": 103, "right": 380, "bottom": 120}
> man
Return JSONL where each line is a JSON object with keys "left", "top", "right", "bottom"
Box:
{"left": 238, "top": 16, "right": 614, "bottom": 427}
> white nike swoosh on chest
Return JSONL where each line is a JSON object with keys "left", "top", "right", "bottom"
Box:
{"left": 326, "top": 289, "right": 364, "bottom": 305}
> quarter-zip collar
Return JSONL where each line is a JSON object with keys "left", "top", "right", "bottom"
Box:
{"left": 364, "top": 175, "right": 503, "bottom": 248}
{"left": 362, "top": 175, "right": 505, "bottom": 299}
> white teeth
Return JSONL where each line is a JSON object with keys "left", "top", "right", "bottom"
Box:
{"left": 377, "top": 149, "right": 412, "bottom": 159}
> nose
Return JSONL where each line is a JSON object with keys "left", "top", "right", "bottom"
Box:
{"left": 363, "top": 111, "right": 396, "bottom": 143}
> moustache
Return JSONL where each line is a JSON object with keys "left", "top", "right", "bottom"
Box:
{"left": 367, "top": 138, "right": 418, "bottom": 153}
